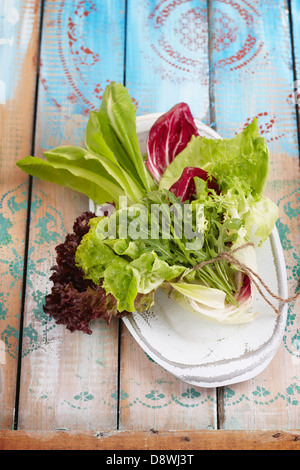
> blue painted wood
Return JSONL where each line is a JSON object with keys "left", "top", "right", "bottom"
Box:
{"left": 126, "top": 0, "right": 210, "bottom": 123}
{"left": 120, "top": 0, "right": 219, "bottom": 432}
{"left": 0, "top": 0, "right": 32, "bottom": 103}
{"left": 290, "top": 0, "right": 300, "bottom": 136}
{"left": 209, "top": 0, "right": 300, "bottom": 429}
{"left": 209, "top": 0, "right": 298, "bottom": 158}
{"left": 37, "top": 0, "right": 126, "bottom": 151}
{"left": 8, "top": 0, "right": 300, "bottom": 433}
{"left": 18, "top": 0, "right": 127, "bottom": 431}
{"left": 0, "top": 0, "right": 43, "bottom": 430}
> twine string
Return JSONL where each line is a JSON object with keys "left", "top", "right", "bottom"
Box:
{"left": 190, "top": 243, "right": 300, "bottom": 315}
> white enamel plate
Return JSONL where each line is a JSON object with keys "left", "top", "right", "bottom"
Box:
{"left": 90, "top": 114, "right": 288, "bottom": 388}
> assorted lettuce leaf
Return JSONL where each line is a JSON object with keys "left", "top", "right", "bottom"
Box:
{"left": 159, "top": 118, "right": 269, "bottom": 197}
{"left": 16, "top": 153, "right": 125, "bottom": 207}
{"left": 86, "top": 83, "right": 156, "bottom": 192}
{"left": 17, "top": 82, "right": 156, "bottom": 207}
{"left": 75, "top": 214, "right": 186, "bottom": 312}
{"left": 74, "top": 188, "right": 247, "bottom": 310}
{"left": 42, "top": 211, "right": 126, "bottom": 334}
{"left": 167, "top": 245, "right": 257, "bottom": 324}
{"left": 243, "top": 194, "right": 279, "bottom": 243}
{"left": 169, "top": 167, "right": 219, "bottom": 202}
{"left": 16, "top": 82, "right": 280, "bottom": 332}
{"left": 169, "top": 275, "right": 256, "bottom": 324}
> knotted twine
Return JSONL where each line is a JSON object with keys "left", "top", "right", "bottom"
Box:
{"left": 190, "top": 243, "right": 300, "bottom": 316}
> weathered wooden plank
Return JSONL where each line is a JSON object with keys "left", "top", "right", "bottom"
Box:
{"left": 17, "top": 0, "right": 126, "bottom": 431}
{"left": 126, "top": 0, "right": 210, "bottom": 122}
{"left": 209, "top": 0, "right": 300, "bottom": 429}
{"left": 120, "top": 0, "right": 217, "bottom": 431}
{"left": 290, "top": 0, "right": 300, "bottom": 135}
{"left": 0, "top": 0, "right": 42, "bottom": 429}
{"left": 1, "top": 429, "right": 300, "bottom": 450}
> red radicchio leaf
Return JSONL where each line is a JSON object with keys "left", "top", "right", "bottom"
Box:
{"left": 146, "top": 103, "right": 199, "bottom": 182}
{"left": 236, "top": 274, "right": 252, "bottom": 302}
{"left": 169, "top": 167, "right": 220, "bottom": 202}
{"left": 43, "top": 210, "right": 127, "bottom": 335}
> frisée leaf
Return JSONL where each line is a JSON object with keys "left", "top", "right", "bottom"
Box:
{"left": 159, "top": 118, "right": 269, "bottom": 198}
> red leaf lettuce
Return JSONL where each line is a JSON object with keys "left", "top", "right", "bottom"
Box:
{"left": 43, "top": 211, "right": 127, "bottom": 335}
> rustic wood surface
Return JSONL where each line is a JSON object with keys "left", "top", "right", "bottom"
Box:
{"left": 0, "top": 0, "right": 43, "bottom": 429}
{"left": 1, "top": 429, "right": 300, "bottom": 450}
{"left": 0, "top": 0, "right": 299, "bottom": 450}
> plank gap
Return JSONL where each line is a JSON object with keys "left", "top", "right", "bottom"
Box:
{"left": 207, "top": 0, "right": 221, "bottom": 429}
{"left": 287, "top": 0, "right": 300, "bottom": 161}
{"left": 123, "top": 0, "right": 128, "bottom": 87}
{"left": 207, "top": 0, "right": 216, "bottom": 131}
{"left": 216, "top": 387, "right": 225, "bottom": 430}
{"left": 116, "top": 320, "right": 122, "bottom": 430}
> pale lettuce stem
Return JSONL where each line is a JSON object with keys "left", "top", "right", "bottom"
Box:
{"left": 195, "top": 264, "right": 238, "bottom": 306}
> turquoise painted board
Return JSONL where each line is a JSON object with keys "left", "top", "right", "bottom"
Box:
{"left": 209, "top": 0, "right": 300, "bottom": 429}
{"left": 17, "top": 0, "right": 126, "bottom": 431}
{"left": 290, "top": 0, "right": 300, "bottom": 131}
{"left": 0, "top": 0, "right": 35, "bottom": 103}
{"left": 120, "top": 0, "right": 218, "bottom": 431}
{"left": 126, "top": 0, "right": 210, "bottom": 123}
{"left": 38, "top": 0, "right": 126, "bottom": 150}
{"left": 0, "top": 0, "right": 42, "bottom": 429}
{"left": 209, "top": 0, "right": 298, "bottom": 155}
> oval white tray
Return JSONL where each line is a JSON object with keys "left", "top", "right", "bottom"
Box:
{"left": 90, "top": 114, "right": 288, "bottom": 388}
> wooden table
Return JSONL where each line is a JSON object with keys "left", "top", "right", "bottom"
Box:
{"left": 0, "top": 0, "right": 299, "bottom": 451}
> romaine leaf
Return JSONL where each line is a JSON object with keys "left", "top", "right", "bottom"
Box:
{"left": 17, "top": 82, "right": 156, "bottom": 205}
{"left": 45, "top": 145, "right": 145, "bottom": 204}
{"left": 16, "top": 156, "right": 124, "bottom": 206}
{"left": 146, "top": 102, "right": 199, "bottom": 183}
{"left": 93, "top": 82, "right": 156, "bottom": 192}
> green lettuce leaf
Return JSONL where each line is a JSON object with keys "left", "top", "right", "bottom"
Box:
{"left": 159, "top": 119, "right": 269, "bottom": 197}
{"left": 243, "top": 194, "right": 279, "bottom": 243}
{"left": 104, "top": 238, "right": 145, "bottom": 259}
{"left": 75, "top": 217, "right": 185, "bottom": 311}
{"left": 16, "top": 155, "right": 124, "bottom": 206}
{"left": 17, "top": 83, "right": 156, "bottom": 206}
{"left": 46, "top": 145, "right": 145, "bottom": 204}
{"left": 128, "top": 252, "right": 185, "bottom": 294}
{"left": 75, "top": 217, "right": 120, "bottom": 284}
{"left": 89, "top": 82, "right": 156, "bottom": 192}
{"left": 102, "top": 258, "right": 138, "bottom": 312}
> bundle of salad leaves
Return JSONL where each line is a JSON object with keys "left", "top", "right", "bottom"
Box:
{"left": 17, "top": 82, "right": 280, "bottom": 333}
